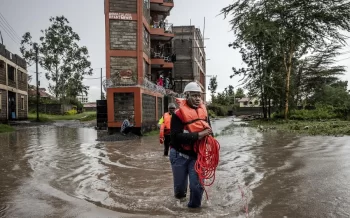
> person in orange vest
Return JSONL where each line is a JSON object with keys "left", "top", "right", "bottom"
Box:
{"left": 169, "top": 81, "right": 213, "bottom": 208}
{"left": 159, "top": 103, "right": 176, "bottom": 156}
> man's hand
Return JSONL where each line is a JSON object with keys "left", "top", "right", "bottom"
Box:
{"left": 198, "top": 128, "right": 212, "bottom": 140}
{"left": 160, "top": 137, "right": 164, "bottom": 144}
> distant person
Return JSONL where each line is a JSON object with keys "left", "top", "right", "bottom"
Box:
{"left": 170, "top": 82, "right": 213, "bottom": 208}
{"left": 159, "top": 103, "right": 176, "bottom": 156}
{"left": 120, "top": 115, "right": 134, "bottom": 135}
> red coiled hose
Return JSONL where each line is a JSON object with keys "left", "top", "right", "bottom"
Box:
{"left": 194, "top": 135, "right": 220, "bottom": 199}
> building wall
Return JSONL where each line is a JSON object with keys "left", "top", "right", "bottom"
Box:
{"left": 173, "top": 26, "right": 206, "bottom": 99}
{"left": 143, "top": 0, "right": 150, "bottom": 24}
{"left": 110, "top": 20, "right": 137, "bottom": 50}
{"left": 143, "top": 26, "right": 150, "bottom": 57}
{"left": 0, "top": 60, "right": 6, "bottom": 85}
{"left": 157, "top": 96, "right": 163, "bottom": 119}
{"left": 77, "top": 96, "right": 89, "bottom": 103}
{"left": 7, "top": 65, "right": 16, "bottom": 88}
{"left": 0, "top": 90, "right": 7, "bottom": 122}
{"left": 142, "top": 94, "right": 156, "bottom": 122}
{"left": 105, "top": 0, "right": 171, "bottom": 131}
{"left": 29, "top": 104, "right": 73, "bottom": 115}
{"left": 110, "top": 57, "right": 138, "bottom": 85}
{"left": 114, "top": 92, "right": 135, "bottom": 122}
{"left": 17, "top": 70, "right": 27, "bottom": 91}
{"left": 141, "top": 93, "right": 157, "bottom": 132}
{"left": 0, "top": 45, "right": 28, "bottom": 121}
{"left": 109, "top": 0, "right": 137, "bottom": 13}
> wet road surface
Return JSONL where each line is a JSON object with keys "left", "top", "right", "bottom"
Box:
{"left": 1, "top": 118, "right": 350, "bottom": 217}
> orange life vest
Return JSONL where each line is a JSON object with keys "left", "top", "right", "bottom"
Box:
{"left": 175, "top": 98, "right": 210, "bottom": 132}
{"left": 159, "top": 112, "right": 172, "bottom": 138}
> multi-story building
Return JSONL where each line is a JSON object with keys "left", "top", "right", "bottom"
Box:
{"left": 0, "top": 44, "right": 28, "bottom": 122}
{"left": 104, "top": 0, "right": 175, "bottom": 133}
{"left": 172, "top": 26, "right": 206, "bottom": 101}
{"left": 77, "top": 95, "right": 89, "bottom": 103}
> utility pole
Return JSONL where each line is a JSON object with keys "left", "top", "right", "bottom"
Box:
{"left": 100, "top": 68, "right": 103, "bottom": 100}
{"left": 34, "top": 43, "right": 39, "bottom": 122}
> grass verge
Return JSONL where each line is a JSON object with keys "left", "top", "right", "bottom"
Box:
{"left": 0, "top": 124, "right": 15, "bottom": 133}
{"left": 28, "top": 112, "right": 96, "bottom": 122}
{"left": 247, "top": 119, "right": 350, "bottom": 136}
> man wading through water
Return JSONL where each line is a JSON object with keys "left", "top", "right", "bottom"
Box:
{"left": 159, "top": 103, "right": 177, "bottom": 156}
{"left": 170, "top": 81, "right": 212, "bottom": 208}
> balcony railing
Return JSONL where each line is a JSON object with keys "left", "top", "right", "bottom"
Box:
{"left": 151, "top": 51, "right": 174, "bottom": 62}
{"left": 151, "top": 22, "right": 173, "bottom": 33}
{"left": 150, "top": 43, "right": 175, "bottom": 62}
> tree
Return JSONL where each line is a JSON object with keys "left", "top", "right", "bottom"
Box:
{"left": 20, "top": 16, "right": 93, "bottom": 100}
{"left": 208, "top": 76, "right": 218, "bottom": 100}
{"left": 222, "top": 0, "right": 350, "bottom": 119}
{"left": 227, "top": 85, "right": 234, "bottom": 96}
{"left": 235, "top": 88, "right": 245, "bottom": 99}
{"left": 208, "top": 76, "right": 218, "bottom": 95}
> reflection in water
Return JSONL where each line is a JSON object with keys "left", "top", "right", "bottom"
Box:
{"left": 1, "top": 119, "right": 350, "bottom": 217}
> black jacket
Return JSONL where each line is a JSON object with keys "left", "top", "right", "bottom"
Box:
{"left": 170, "top": 110, "right": 212, "bottom": 157}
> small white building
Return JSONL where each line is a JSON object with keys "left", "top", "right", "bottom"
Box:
{"left": 77, "top": 95, "right": 89, "bottom": 103}
{"left": 238, "top": 97, "right": 261, "bottom": 107}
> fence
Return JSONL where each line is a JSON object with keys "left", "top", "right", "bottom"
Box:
{"left": 29, "top": 104, "right": 74, "bottom": 115}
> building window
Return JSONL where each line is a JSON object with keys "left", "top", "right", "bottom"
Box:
{"left": 20, "top": 71, "right": 24, "bottom": 82}
{"left": 8, "top": 65, "right": 15, "bottom": 81}
{"left": 244, "top": 102, "right": 248, "bottom": 106}
{"left": 21, "top": 96, "right": 24, "bottom": 110}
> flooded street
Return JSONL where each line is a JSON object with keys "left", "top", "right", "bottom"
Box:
{"left": 1, "top": 118, "right": 350, "bottom": 217}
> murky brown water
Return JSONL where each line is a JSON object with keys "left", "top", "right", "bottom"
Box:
{"left": 1, "top": 119, "right": 350, "bottom": 217}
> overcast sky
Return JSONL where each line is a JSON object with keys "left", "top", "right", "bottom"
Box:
{"left": 1, "top": 0, "right": 350, "bottom": 102}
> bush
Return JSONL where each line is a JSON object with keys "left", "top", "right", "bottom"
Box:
{"left": 65, "top": 109, "right": 77, "bottom": 115}
{"left": 208, "top": 109, "right": 216, "bottom": 118}
{"left": 207, "top": 104, "right": 228, "bottom": 116}
{"left": 290, "top": 105, "right": 337, "bottom": 120}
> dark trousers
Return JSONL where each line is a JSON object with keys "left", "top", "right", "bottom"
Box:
{"left": 164, "top": 135, "right": 171, "bottom": 156}
{"left": 122, "top": 126, "right": 133, "bottom": 134}
{"left": 169, "top": 148, "right": 203, "bottom": 208}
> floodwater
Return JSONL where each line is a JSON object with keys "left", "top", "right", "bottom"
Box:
{"left": 1, "top": 118, "right": 350, "bottom": 217}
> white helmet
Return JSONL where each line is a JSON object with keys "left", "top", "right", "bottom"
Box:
{"left": 168, "top": 103, "right": 176, "bottom": 109}
{"left": 183, "top": 82, "right": 202, "bottom": 93}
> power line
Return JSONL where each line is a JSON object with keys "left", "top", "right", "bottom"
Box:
{"left": 0, "top": 21, "right": 19, "bottom": 46}
{"left": 0, "top": 11, "right": 21, "bottom": 41}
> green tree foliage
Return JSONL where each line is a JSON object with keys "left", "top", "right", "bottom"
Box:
{"left": 235, "top": 88, "right": 245, "bottom": 99}
{"left": 222, "top": 0, "right": 350, "bottom": 119}
{"left": 208, "top": 76, "right": 218, "bottom": 97}
{"left": 20, "top": 16, "right": 93, "bottom": 100}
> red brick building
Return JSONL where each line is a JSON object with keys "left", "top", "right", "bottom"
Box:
{"left": 104, "top": 0, "right": 175, "bottom": 133}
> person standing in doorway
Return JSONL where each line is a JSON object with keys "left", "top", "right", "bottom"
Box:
{"left": 159, "top": 103, "right": 176, "bottom": 156}
{"left": 169, "top": 81, "right": 212, "bottom": 208}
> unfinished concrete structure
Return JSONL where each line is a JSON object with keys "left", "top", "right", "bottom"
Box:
{"left": 172, "top": 26, "right": 206, "bottom": 101}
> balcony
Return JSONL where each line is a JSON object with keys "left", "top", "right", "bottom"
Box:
{"left": 149, "top": 69, "right": 175, "bottom": 91}
{"left": 150, "top": 22, "right": 174, "bottom": 40}
{"left": 150, "top": 42, "right": 175, "bottom": 69}
{"left": 150, "top": 0, "right": 174, "bottom": 13}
